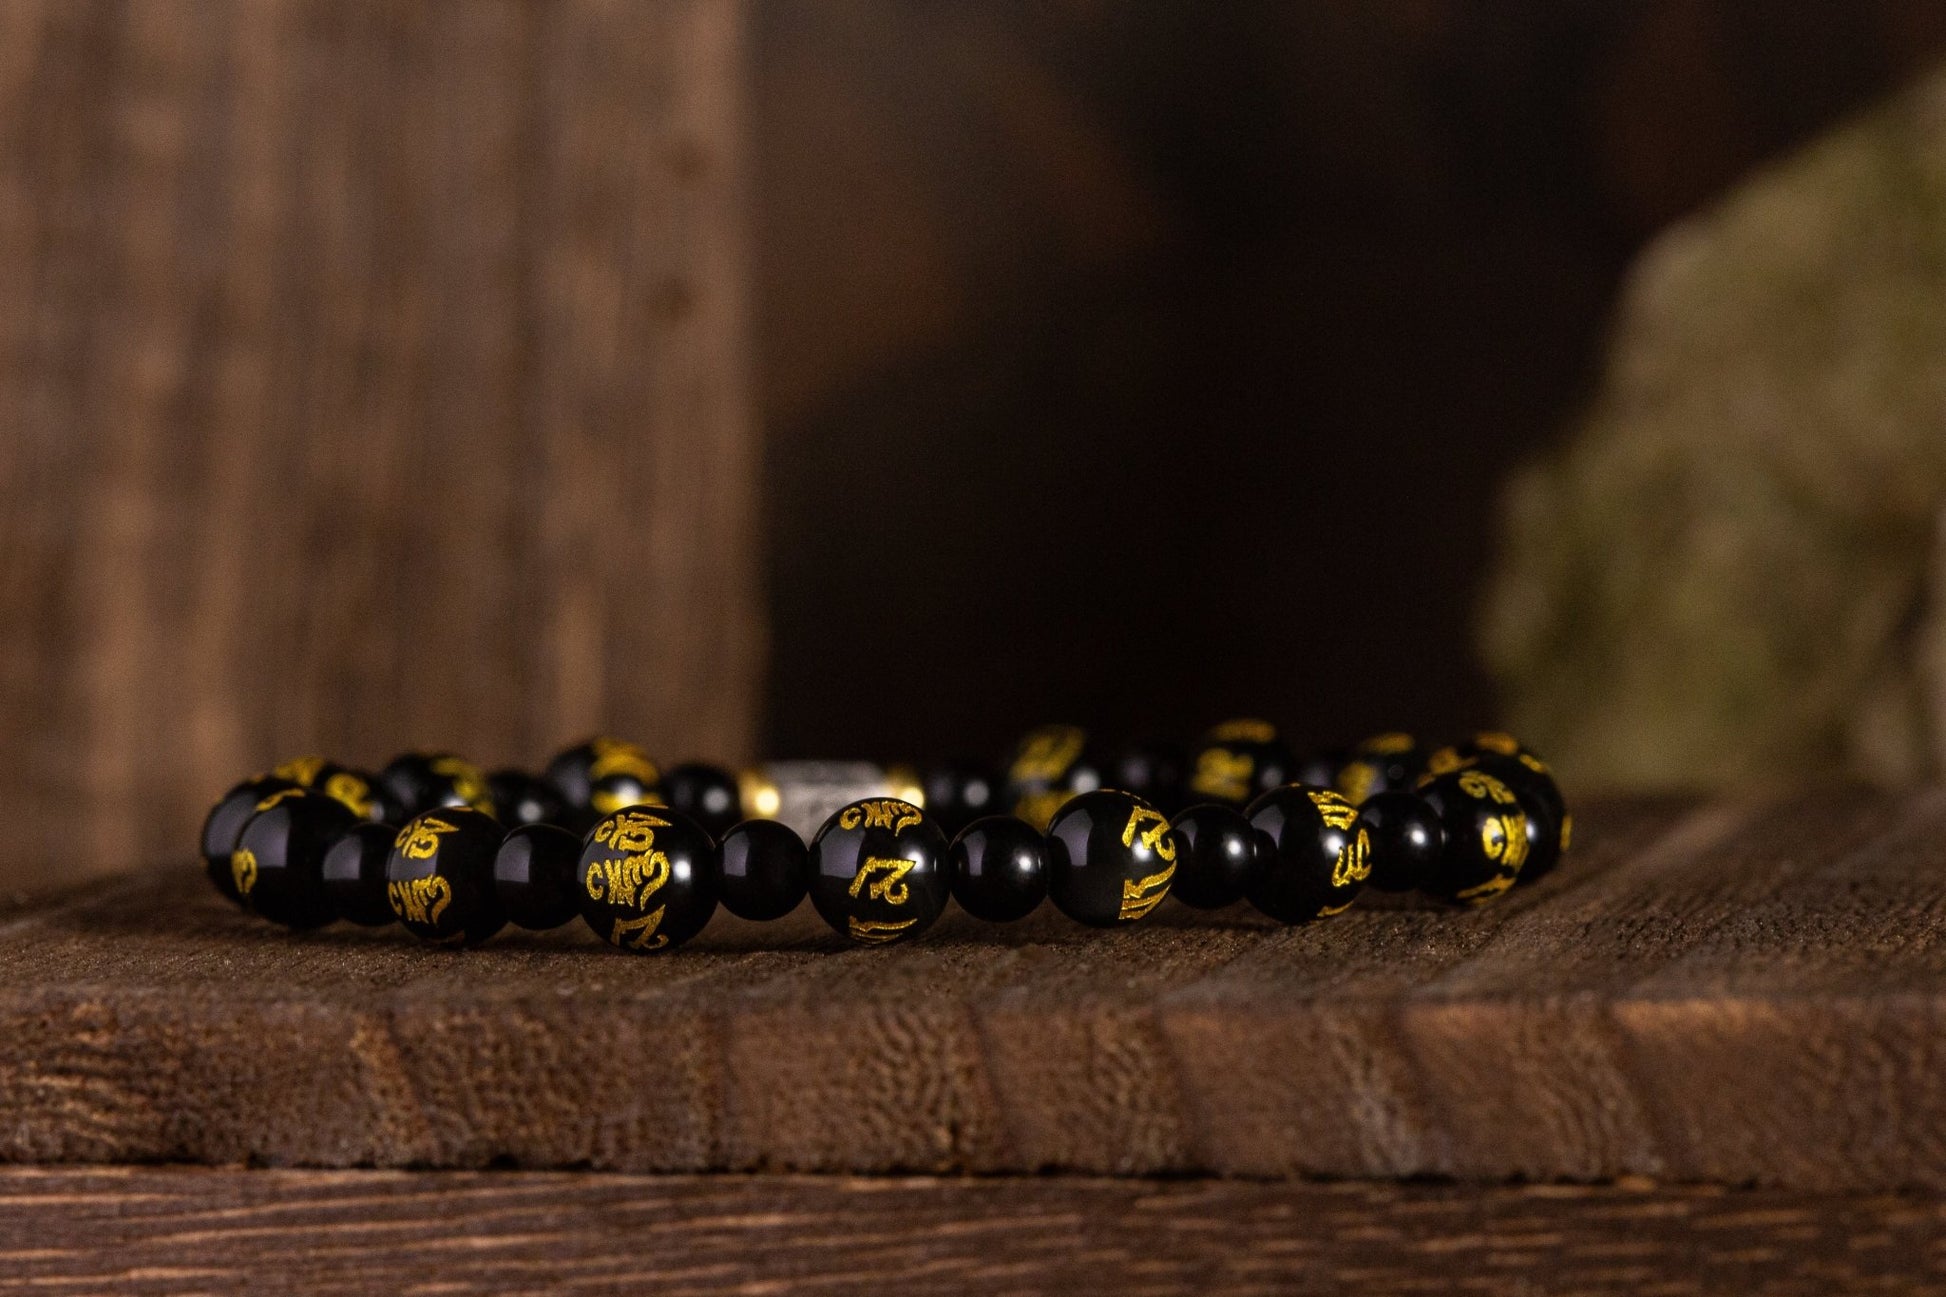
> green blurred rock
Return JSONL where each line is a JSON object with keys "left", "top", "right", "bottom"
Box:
{"left": 1484, "top": 68, "right": 1946, "bottom": 790}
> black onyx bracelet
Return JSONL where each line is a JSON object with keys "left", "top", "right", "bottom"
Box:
{"left": 199, "top": 724, "right": 1569, "bottom": 952}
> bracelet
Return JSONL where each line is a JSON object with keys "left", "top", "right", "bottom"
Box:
{"left": 199, "top": 723, "right": 1570, "bottom": 952}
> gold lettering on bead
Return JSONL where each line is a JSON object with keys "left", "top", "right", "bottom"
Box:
{"left": 848, "top": 916, "right": 917, "bottom": 943}
{"left": 254, "top": 787, "right": 303, "bottom": 813}
{"left": 231, "top": 847, "right": 258, "bottom": 898}
{"left": 1458, "top": 770, "right": 1518, "bottom": 806}
{"left": 593, "top": 810, "right": 672, "bottom": 854}
{"left": 1305, "top": 788, "right": 1358, "bottom": 831}
{"left": 429, "top": 756, "right": 494, "bottom": 814}
{"left": 1560, "top": 814, "right": 1574, "bottom": 852}
{"left": 585, "top": 851, "right": 671, "bottom": 909}
{"left": 1010, "top": 726, "right": 1085, "bottom": 782}
{"left": 1425, "top": 747, "right": 1467, "bottom": 777}
{"left": 1473, "top": 732, "right": 1522, "bottom": 757}
{"left": 848, "top": 856, "right": 915, "bottom": 906}
{"left": 1209, "top": 718, "right": 1276, "bottom": 743}
{"left": 588, "top": 737, "right": 660, "bottom": 786}
{"left": 1118, "top": 864, "right": 1176, "bottom": 922}
{"left": 1318, "top": 899, "right": 1356, "bottom": 917}
{"left": 1332, "top": 827, "right": 1372, "bottom": 888}
{"left": 388, "top": 875, "right": 452, "bottom": 926}
{"left": 1336, "top": 760, "right": 1376, "bottom": 805}
{"left": 322, "top": 772, "right": 373, "bottom": 818}
{"left": 273, "top": 755, "right": 326, "bottom": 786}
{"left": 1456, "top": 874, "right": 1515, "bottom": 905}
{"left": 395, "top": 815, "right": 460, "bottom": 860}
{"left": 1359, "top": 732, "right": 1415, "bottom": 756}
{"left": 1480, "top": 811, "right": 1529, "bottom": 871}
{"left": 1190, "top": 748, "right": 1252, "bottom": 802}
{"left": 610, "top": 908, "right": 669, "bottom": 951}
{"left": 837, "top": 799, "right": 922, "bottom": 833}
{"left": 1120, "top": 806, "right": 1177, "bottom": 862}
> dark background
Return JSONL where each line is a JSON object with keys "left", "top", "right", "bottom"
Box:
{"left": 755, "top": 1, "right": 1946, "bottom": 765}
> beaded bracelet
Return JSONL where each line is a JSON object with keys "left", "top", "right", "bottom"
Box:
{"left": 200, "top": 724, "right": 1569, "bottom": 952}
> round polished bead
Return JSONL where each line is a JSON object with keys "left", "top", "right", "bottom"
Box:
{"left": 579, "top": 806, "right": 718, "bottom": 952}
{"left": 1333, "top": 733, "right": 1430, "bottom": 805}
{"left": 1426, "top": 747, "right": 1567, "bottom": 884}
{"left": 1111, "top": 742, "right": 1188, "bottom": 816}
{"left": 201, "top": 776, "right": 302, "bottom": 905}
{"left": 1002, "top": 724, "right": 1108, "bottom": 829}
{"left": 920, "top": 760, "right": 1002, "bottom": 839}
{"left": 1185, "top": 719, "right": 1294, "bottom": 808}
{"left": 544, "top": 736, "right": 661, "bottom": 811}
{"left": 487, "top": 769, "right": 567, "bottom": 829}
{"left": 379, "top": 752, "right": 496, "bottom": 821}
{"left": 949, "top": 815, "right": 1047, "bottom": 922}
{"left": 493, "top": 823, "right": 584, "bottom": 930}
{"left": 1044, "top": 789, "right": 1180, "bottom": 928}
{"left": 718, "top": 818, "right": 809, "bottom": 921}
{"left": 807, "top": 798, "right": 950, "bottom": 945}
{"left": 270, "top": 756, "right": 395, "bottom": 823}
{"left": 588, "top": 769, "right": 665, "bottom": 820}
{"left": 1243, "top": 785, "right": 1369, "bottom": 923}
{"left": 322, "top": 822, "right": 399, "bottom": 926}
{"left": 661, "top": 762, "right": 743, "bottom": 840}
{"left": 1416, "top": 769, "right": 1531, "bottom": 906}
{"left": 234, "top": 788, "right": 358, "bottom": 929}
{"left": 385, "top": 806, "right": 507, "bottom": 945}
{"left": 1354, "top": 790, "right": 1446, "bottom": 893}
{"left": 1291, "top": 748, "right": 1349, "bottom": 791}
{"left": 1168, "top": 803, "right": 1260, "bottom": 909}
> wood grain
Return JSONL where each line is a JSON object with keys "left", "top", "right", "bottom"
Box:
{"left": 0, "top": 0, "right": 761, "bottom": 893}
{"left": 0, "top": 1165, "right": 1940, "bottom": 1295}
{"left": 5, "top": 794, "right": 1946, "bottom": 1188}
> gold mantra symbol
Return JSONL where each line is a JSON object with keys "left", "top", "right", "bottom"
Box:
{"left": 1010, "top": 726, "right": 1085, "bottom": 782}
{"left": 588, "top": 737, "right": 660, "bottom": 786}
{"left": 1458, "top": 770, "right": 1518, "bottom": 806}
{"left": 1473, "top": 732, "right": 1522, "bottom": 757}
{"left": 273, "top": 755, "right": 326, "bottom": 786}
{"left": 610, "top": 907, "right": 669, "bottom": 951}
{"left": 395, "top": 815, "right": 460, "bottom": 860}
{"left": 1119, "top": 864, "right": 1175, "bottom": 922}
{"left": 848, "top": 916, "right": 917, "bottom": 944}
{"left": 254, "top": 787, "right": 303, "bottom": 813}
{"left": 1336, "top": 760, "right": 1376, "bottom": 805}
{"left": 1425, "top": 747, "right": 1466, "bottom": 777}
{"left": 849, "top": 856, "right": 915, "bottom": 906}
{"left": 1209, "top": 718, "right": 1275, "bottom": 743}
{"left": 430, "top": 756, "right": 493, "bottom": 814}
{"left": 838, "top": 800, "right": 922, "bottom": 833}
{"left": 1306, "top": 789, "right": 1357, "bottom": 831}
{"left": 1332, "top": 827, "right": 1372, "bottom": 888}
{"left": 1120, "top": 807, "right": 1177, "bottom": 861}
{"left": 323, "top": 772, "right": 373, "bottom": 817}
{"left": 1359, "top": 732, "right": 1415, "bottom": 756}
{"left": 594, "top": 810, "right": 672, "bottom": 853}
{"left": 586, "top": 851, "right": 671, "bottom": 909}
{"left": 1480, "top": 810, "right": 1529, "bottom": 870}
{"left": 1190, "top": 748, "right": 1252, "bottom": 802}
{"left": 388, "top": 875, "right": 453, "bottom": 926}
{"left": 231, "top": 847, "right": 259, "bottom": 898}
{"left": 1457, "top": 874, "right": 1515, "bottom": 905}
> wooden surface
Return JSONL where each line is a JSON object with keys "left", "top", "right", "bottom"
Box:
{"left": 0, "top": 1166, "right": 1940, "bottom": 1295}
{"left": 0, "top": 0, "right": 761, "bottom": 893}
{"left": 5, "top": 792, "right": 1946, "bottom": 1188}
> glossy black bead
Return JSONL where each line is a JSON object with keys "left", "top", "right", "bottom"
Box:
{"left": 385, "top": 806, "right": 507, "bottom": 945}
{"left": 718, "top": 818, "right": 809, "bottom": 921}
{"left": 1416, "top": 769, "right": 1531, "bottom": 906}
{"left": 1002, "top": 725, "right": 1108, "bottom": 829}
{"left": 322, "top": 822, "right": 400, "bottom": 926}
{"left": 202, "top": 776, "right": 302, "bottom": 905}
{"left": 920, "top": 760, "right": 1002, "bottom": 839}
{"left": 1186, "top": 719, "right": 1294, "bottom": 807}
{"left": 949, "top": 815, "right": 1047, "bottom": 922}
{"left": 1044, "top": 789, "right": 1180, "bottom": 928}
{"left": 579, "top": 806, "right": 718, "bottom": 952}
{"left": 807, "top": 798, "right": 950, "bottom": 945}
{"left": 661, "top": 762, "right": 743, "bottom": 840}
{"left": 1426, "top": 744, "right": 1568, "bottom": 883}
{"left": 1292, "top": 748, "right": 1350, "bottom": 791}
{"left": 1333, "top": 733, "right": 1430, "bottom": 805}
{"left": 487, "top": 769, "right": 567, "bottom": 829}
{"left": 1354, "top": 791, "right": 1446, "bottom": 893}
{"left": 1111, "top": 742, "right": 1188, "bottom": 816}
{"left": 493, "top": 823, "right": 584, "bottom": 930}
{"left": 587, "top": 769, "right": 666, "bottom": 825}
{"left": 379, "top": 752, "right": 496, "bottom": 821}
{"left": 234, "top": 788, "right": 358, "bottom": 929}
{"left": 1168, "top": 803, "right": 1260, "bottom": 909}
{"left": 543, "top": 736, "right": 661, "bottom": 811}
{"left": 1243, "top": 785, "right": 1369, "bottom": 923}
{"left": 270, "top": 756, "right": 395, "bottom": 823}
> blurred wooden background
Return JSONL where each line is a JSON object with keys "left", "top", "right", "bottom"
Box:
{"left": 0, "top": 0, "right": 761, "bottom": 886}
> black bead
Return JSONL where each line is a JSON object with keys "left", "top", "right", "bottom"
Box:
{"left": 1416, "top": 769, "right": 1531, "bottom": 906}
{"left": 1168, "top": 803, "right": 1260, "bottom": 909}
{"left": 234, "top": 788, "right": 358, "bottom": 929}
{"left": 494, "top": 823, "right": 584, "bottom": 930}
{"left": 586, "top": 770, "right": 667, "bottom": 827}
{"left": 487, "top": 769, "right": 567, "bottom": 829}
{"left": 1354, "top": 791, "right": 1445, "bottom": 893}
{"left": 1044, "top": 788, "right": 1179, "bottom": 928}
{"left": 920, "top": 760, "right": 1003, "bottom": 839}
{"left": 1110, "top": 742, "right": 1188, "bottom": 816}
{"left": 201, "top": 776, "right": 301, "bottom": 905}
{"left": 270, "top": 756, "right": 395, "bottom": 823}
{"left": 1426, "top": 744, "right": 1568, "bottom": 884}
{"left": 718, "top": 818, "right": 809, "bottom": 921}
{"left": 807, "top": 798, "right": 950, "bottom": 945}
{"left": 1333, "top": 733, "right": 1430, "bottom": 805}
{"left": 543, "top": 736, "right": 661, "bottom": 810}
{"left": 322, "top": 822, "right": 400, "bottom": 927}
{"left": 1002, "top": 725, "right": 1108, "bottom": 829}
{"left": 1291, "top": 748, "right": 1349, "bottom": 790}
{"left": 379, "top": 752, "right": 496, "bottom": 821}
{"left": 949, "top": 815, "right": 1047, "bottom": 923}
{"left": 1243, "top": 785, "right": 1369, "bottom": 923}
{"left": 385, "top": 806, "right": 507, "bottom": 946}
{"left": 661, "top": 762, "right": 743, "bottom": 840}
{"left": 1186, "top": 719, "right": 1294, "bottom": 807}
{"left": 579, "top": 806, "right": 718, "bottom": 952}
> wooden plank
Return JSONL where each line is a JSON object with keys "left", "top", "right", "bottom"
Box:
{"left": 6, "top": 794, "right": 1946, "bottom": 1188}
{"left": 0, "top": 0, "right": 761, "bottom": 894}
{"left": 0, "top": 1165, "right": 1940, "bottom": 1295}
